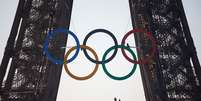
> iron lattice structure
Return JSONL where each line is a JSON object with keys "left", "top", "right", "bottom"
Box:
{"left": 0, "top": 0, "right": 201, "bottom": 101}
{"left": 129, "top": 0, "right": 201, "bottom": 101}
{"left": 0, "top": 0, "right": 73, "bottom": 101}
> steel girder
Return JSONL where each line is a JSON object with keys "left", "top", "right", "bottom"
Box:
{"left": 0, "top": 0, "right": 73, "bottom": 101}
{"left": 129, "top": 0, "right": 201, "bottom": 101}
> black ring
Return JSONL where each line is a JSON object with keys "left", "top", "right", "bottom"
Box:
{"left": 83, "top": 29, "right": 118, "bottom": 64}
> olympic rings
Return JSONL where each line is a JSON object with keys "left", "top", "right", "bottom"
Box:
{"left": 44, "top": 28, "right": 80, "bottom": 64}
{"left": 121, "top": 29, "right": 156, "bottom": 64}
{"left": 43, "top": 28, "right": 156, "bottom": 80}
{"left": 83, "top": 29, "right": 118, "bottom": 64}
{"left": 64, "top": 45, "right": 99, "bottom": 80}
{"left": 102, "top": 45, "right": 137, "bottom": 80}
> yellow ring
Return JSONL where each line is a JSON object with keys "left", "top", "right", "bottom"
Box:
{"left": 64, "top": 45, "right": 99, "bottom": 80}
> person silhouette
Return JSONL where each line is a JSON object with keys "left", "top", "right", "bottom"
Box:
{"left": 114, "top": 97, "right": 121, "bottom": 101}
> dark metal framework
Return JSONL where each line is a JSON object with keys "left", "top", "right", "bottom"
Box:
{"left": 129, "top": 0, "right": 201, "bottom": 101}
{"left": 0, "top": 0, "right": 201, "bottom": 101}
{"left": 0, "top": 0, "right": 73, "bottom": 101}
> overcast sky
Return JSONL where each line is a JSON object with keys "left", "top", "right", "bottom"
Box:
{"left": 0, "top": 0, "right": 200, "bottom": 101}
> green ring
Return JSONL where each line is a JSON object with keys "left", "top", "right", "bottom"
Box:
{"left": 102, "top": 45, "right": 137, "bottom": 80}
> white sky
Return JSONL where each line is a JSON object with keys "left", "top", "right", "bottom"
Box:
{"left": 0, "top": 0, "right": 200, "bottom": 101}
{"left": 57, "top": 0, "right": 145, "bottom": 101}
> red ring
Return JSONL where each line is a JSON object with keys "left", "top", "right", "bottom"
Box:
{"left": 121, "top": 29, "right": 156, "bottom": 64}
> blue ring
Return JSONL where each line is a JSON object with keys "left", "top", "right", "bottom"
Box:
{"left": 43, "top": 28, "right": 80, "bottom": 64}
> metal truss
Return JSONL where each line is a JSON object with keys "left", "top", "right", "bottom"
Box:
{"left": 0, "top": 0, "right": 201, "bottom": 101}
{"left": 129, "top": 0, "right": 201, "bottom": 101}
{"left": 0, "top": 0, "right": 73, "bottom": 101}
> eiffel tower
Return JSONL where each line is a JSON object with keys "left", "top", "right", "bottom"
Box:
{"left": 129, "top": 0, "right": 201, "bottom": 101}
{"left": 0, "top": 0, "right": 200, "bottom": 101}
